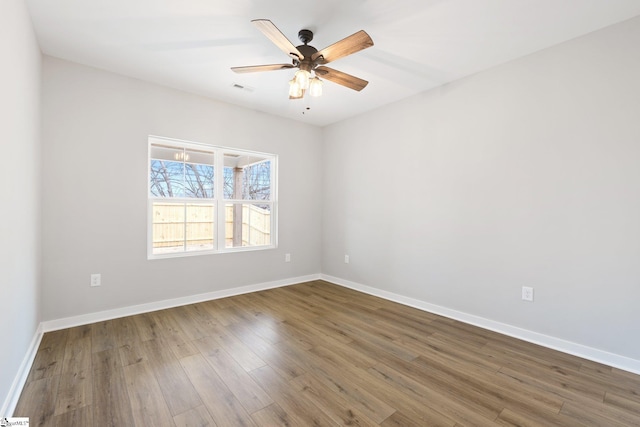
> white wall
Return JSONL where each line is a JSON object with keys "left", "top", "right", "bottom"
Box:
{"left": 41, "top": 57, "right": 323, "bottom": 321}
{"left": 0, "top": 0, "right": 42, "bottom": 414}
{"left": 323, "top": 16, "right": 640, "bottom": 361}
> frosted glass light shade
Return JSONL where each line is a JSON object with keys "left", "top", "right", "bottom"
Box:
{"left": 309, "top": 77, "right": 323, "bottom": 97}
{"left": 294, "top": 70, "right": 311, "bottom": 90}
{"left": 288, "top": 79, "right": 302, "bottom": 98}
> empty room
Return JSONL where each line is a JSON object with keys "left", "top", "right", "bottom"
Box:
{"left": 2, "top": 0, "right": 640, "bottom": 425}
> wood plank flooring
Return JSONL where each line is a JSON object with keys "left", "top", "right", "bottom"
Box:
{"left": 15, "top": 280, "right": 640, "bottom": 426}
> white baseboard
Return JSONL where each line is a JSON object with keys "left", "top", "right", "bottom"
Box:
{"left": 1, "top": 324, "right": 44, "bottom": 417}
{"left": 321, "top": 274, "right": 640, "bottom": 375}
{"left": 41, "top": 274, "right": 321, "bottom": 332}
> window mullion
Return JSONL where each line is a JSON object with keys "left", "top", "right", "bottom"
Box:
{"left": 215, "top": 149, "right": 226, "bottom": 251}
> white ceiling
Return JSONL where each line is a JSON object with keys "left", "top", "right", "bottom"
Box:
{"left": 26, "top": 0, "right": 640, "bottom": 127}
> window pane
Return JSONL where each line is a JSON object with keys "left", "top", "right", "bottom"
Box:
{"left": 150, "top": 159, "right": 184, "bottom": 197}
{"left": 150, "top": 144, "right": 183, "bottom": 162}
{"left": 223, "top": 153, "right": 271, "bottom": 201}
{"left": 184, "top": 163, "right": 214, "bottom": 198}
{"left": 225, "top": 203, "right": 272, "bottom": 248}
{"left": 152, "top": 202, "right": 185, "bottom": 254}
{"left": 243, "top": 160, "right": 271, "bottom": 200}
{"left": 185, "top": 147, "right": 214, "bottom": 165}
{"left": 150, "top": 144, "right": 215, "bottom": 199}
{"left": 223, "top": 166, "right": 234, "bottom": 199}
{"left": 186, "top": 203, "right": 214, "bottom": 251}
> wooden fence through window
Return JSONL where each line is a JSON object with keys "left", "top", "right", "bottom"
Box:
{"left": 152, "top": 203, "right": 271, "bottom": 251}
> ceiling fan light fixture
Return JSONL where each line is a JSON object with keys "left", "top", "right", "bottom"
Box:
{"left": 289, "top": 78, "right": 303, "bottom": 98}
{"left": 309, "top": 77, "right": 323, "bottom": 97}
{"left": 294, "top": 69, "right": 311, "bottom": 90}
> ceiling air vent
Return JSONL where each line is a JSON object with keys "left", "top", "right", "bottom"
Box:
{"left": 232, "top": 83, "right": 254, "bottom": 93}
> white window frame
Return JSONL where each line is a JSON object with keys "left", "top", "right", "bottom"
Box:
{"left": 147, "top": 135, "right": 278, "bottom": 259}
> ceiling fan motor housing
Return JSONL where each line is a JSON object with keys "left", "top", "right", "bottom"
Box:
{"left": 293, "top": 30, "right": 320, "bottom": 71}
{"left": 295, "top": 44, "right": 320, "bottom": 71}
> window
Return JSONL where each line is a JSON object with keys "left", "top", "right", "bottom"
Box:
{"left": 148, "top": 136, "right": 277, "bottom": 258}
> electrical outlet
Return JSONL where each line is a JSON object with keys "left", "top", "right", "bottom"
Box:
{"left": 285, "top": 253, "right": 291, "bottom": 262}
{"left": 91, "top": 273, "right": 101, "bottom": 287}
{"left": 522, "top": 286, "right": 534, "bottom": 302}
{"left": 344, "top": 254, "right": 350, "bottom": 264}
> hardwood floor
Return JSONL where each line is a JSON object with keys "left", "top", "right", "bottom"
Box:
{"left": 15, "top": 280, "right": 640, "bottom": 426}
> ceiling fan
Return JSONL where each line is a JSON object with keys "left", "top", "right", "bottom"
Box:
{"left": 232, "top": 19, "right": 374, "bottom": 99}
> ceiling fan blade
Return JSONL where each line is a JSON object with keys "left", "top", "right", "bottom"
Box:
{"left": 312, "top": 30, "right": 373, "bottom": 64}
{"left": 231, "top": 64, "right": 295, "bottom": 74}
{"left": 315, "top": 66, "right": 369, "bottom": 91}
{"left": 252, "top": 19, "right": 305, "bottom": 61}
